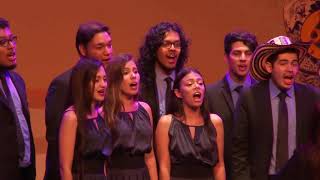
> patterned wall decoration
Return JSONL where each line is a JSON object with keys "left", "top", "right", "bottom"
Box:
{"left": 284, "top": 0, "right": 320, "bottom": 87}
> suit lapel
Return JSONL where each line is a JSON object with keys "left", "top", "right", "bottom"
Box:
{"left": 220, "top": 75, "right": 256, "bottom": 113}
{"left": 0, "top": 89, "right": 10, "bottom": 108}
{"left": 153, "top": 80, "right": 160, "bottom": 117}
{"left": 8, "top": 72, "right": 29, "bottom": 116}
{"left": 0, "top": 72, "right": 13, "bottom": 110}
{"left": 221, "top": 76, "right": 234, "bottom": 112}
{"left": 264, "top": 82, "right": 273, "bottom": 135}
{"left": 293, "top": 84, "right": 304, "bottom": 145}
{"left": 256, "top": 81, "right": 274, "bottom": 147}
{"left": 250, "top": 75, "right": 258, "bottom": 85}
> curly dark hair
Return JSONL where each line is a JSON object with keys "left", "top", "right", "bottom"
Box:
{"left": 138, "top": 22, "right": 189, "bottom": 84}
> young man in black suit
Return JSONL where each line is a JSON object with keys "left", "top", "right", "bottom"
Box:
{"left": 207, "top": 31, "right": 258, "bottom": 180}
{"left": 0, "top": 18, "right": 36, "bottom": 180}
{"left": 138, "top": 22, "right": 189, "bottom": 129}
{"left": 44, "top": 21, "right": 112, "bottom": 180}
{"left": 232, "top": 36, "right": 320, "bottom": 180}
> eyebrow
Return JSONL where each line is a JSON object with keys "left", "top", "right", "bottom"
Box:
{"left": 185, "top": 78, "right": 203, "bottom": 81}
{"left": 123, "top": 67, "right": 131, "bottom": 71}
{"left": 232, "top": 49, "right": 251, "bottom": 52}
{"left": 94, "top": 40, "right": 112, "bottom": 45}
{"left": 96, "top": 74, "right": 106, "bottom": 78}
{"left": 278, "top": 59, "right": 299, "bottom": 63}
{"left": 95, "top": 42, "right": 107, "bottom": 46}
{"left": 163, "top": 40, "right": 180, "bottom": 42}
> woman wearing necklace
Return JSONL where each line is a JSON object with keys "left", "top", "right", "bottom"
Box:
{"left": 105, "top": 54, "right": 157, "bottom": 180}
{"left": 156, "top": 68, "right": 225, "bottom": 180}
{"left": 59, "top": 58, "right": 112, "bottom": 180}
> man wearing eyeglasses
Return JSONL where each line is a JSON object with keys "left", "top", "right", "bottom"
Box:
{"left": 138, "top": 22, "right": 189, "bottom": 129}
{"left": 0, "top": 18, "right": 36, "bottom": 180}
{"left": 207, "top": 31, "right": 258, "bottom": 180}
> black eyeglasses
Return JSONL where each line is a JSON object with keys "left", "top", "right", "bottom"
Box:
{"left": 0, "top": 35, "right": 17, "bottom": 47}
{"left": 161, "top": 41, "right": 181, "bottom": 49}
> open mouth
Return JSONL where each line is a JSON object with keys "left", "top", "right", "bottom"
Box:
{"left": 7, "top": 52, "right": 16, "bottom": 59}
{"left": 238, "top": 64, "right": 247, "bottom": 71}
{"left": 97, "top": 89, "right": 105, "bottom": 96}
{"left": 284, "top": 73, "right": 294, "bottom": 79}
{"left": 166, "top": 52, "right": 177, "bottom": 59}
{"left": 283, "top": 75, "right": 294, "bottom": 84}
{"left": 101, "top": 58, "right": 110, "bottom": 63}
{"left": 129, "top": 82, "right": 138, "bottom": 88}
{"left": 193, "top": 92, "right": 202, "bottom": 99}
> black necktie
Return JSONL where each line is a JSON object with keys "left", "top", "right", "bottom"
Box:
{"left": 276, "top": 91, "right": 288, "bottom": 171}
{"left": 0, "top": 73, "right": 10, "bottom": 98}
{"left": 234, "top": 85, "right": 243, "bottom": 106}
{"left": 164, "top": 77, "right": 172, "bottom": 114}
{"left": 234, "top": 85, "right": 243, "bottom": 94}
{"left": 0, "top": 73, "right": 25, "bottom": 160}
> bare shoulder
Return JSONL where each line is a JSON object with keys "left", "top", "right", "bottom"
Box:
{"left": 138, "top": 101, "right": 153, "bottom": 122}
{"left": 65, "top": 105, "right": 75, "bottom": 112}
{"left": 209, "top": 113, "right": 223, "bottom": 128}
{"left": 157, "top": 114, "right": 173, "bottom": 129}
{"left": 61, "top": 106, "right": 77, "bottom": 125}
{"left": 139, "top": 101, "right": 151, "bottom": 112}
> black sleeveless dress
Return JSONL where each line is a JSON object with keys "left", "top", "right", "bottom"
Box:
{"left": 109, "top": 103, "right": 153, "bottom": 180}
{"left": 169, "top": 116, "right": 218, "bottom": 180}
{"left": 72, "top": 114, "right": 112, "bottom": 180}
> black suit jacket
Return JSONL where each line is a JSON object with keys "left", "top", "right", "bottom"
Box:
{"left": 139, "top": 77, "right": 160, "bottom": 129}
{"left": 207, "top": 76, "right": 255, "bottom": 180}
{"left": 232, "top": 80, "right": 320, "bottom": 180}
{"left": 0, "top": 71, "right": 36, "bottom": 180}
{"left": 44, "top": 69, "right": 72, "bottom": 180}
{"left": 274, "top": 144, "right": 319, "bottom": 180}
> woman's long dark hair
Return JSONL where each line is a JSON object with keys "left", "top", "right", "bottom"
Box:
{"left": 70, "top": 58, "right": 106, "bottom": 153}
{"left": 104, "top": 53, "right": 136, "bottom": 129}
{"left": 167, "top": 67, "right": 211, "bottom": 125}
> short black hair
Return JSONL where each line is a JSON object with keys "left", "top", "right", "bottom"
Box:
{"left": 75, "top": 21, "right": 110, "bottom": 55}
{"left": 267, "top": 47, "right": 300, "bottom": 64}
{"left": 0, "top": 18, "right": 10, "bottom": 29}
{"left": 224, "top": 31, "right": 258, "bottom": 55}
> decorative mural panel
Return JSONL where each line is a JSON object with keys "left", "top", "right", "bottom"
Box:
{"left": 284, "top": 0, "right": 320, "bottom": 87}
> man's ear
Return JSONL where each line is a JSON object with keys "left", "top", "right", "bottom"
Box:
{"left": 79, "top": 44, "right": 87, "bottom": 57}
{"left": 265, "top": 61, "right": 273, "bottom": 73}
{"left": 174, "top": 88, "right": 182, "bottom": 98}
{"left": 224, "top": 53, "right": 229, "bottom": 64}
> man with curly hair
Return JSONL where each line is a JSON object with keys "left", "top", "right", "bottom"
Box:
{"left": 138, "top": 22, "right": 189, "bottom": 129}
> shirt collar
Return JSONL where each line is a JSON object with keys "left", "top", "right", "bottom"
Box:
{"left": 155, "top": 65, "right": 175, "bottom": 81}
{"left": 226, "top": 73, "right": 251, "bottom": 91}
{"left": 269, "top": 79, "right": 294, "bottom": 99}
